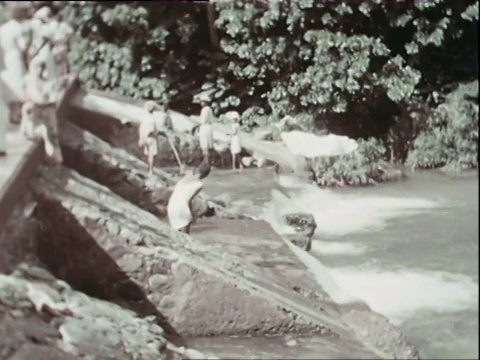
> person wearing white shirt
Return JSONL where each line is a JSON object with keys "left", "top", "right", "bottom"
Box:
{"left": 23, "top": 56, "right": 61, "bottom": 160}
{"left": 197, "top": 94, "right": 214, "bottom": 163}
{"left": 230, "top": 122, "right": 243, "bottom": 170}
{"left": 139, "top": 101, "right": 164, "bottom": 177}
{"left": 0, "top": 4, "right": 31, "bottom": 124}
{"left": 167, "top": 159, "right": 210, "bottom": 234}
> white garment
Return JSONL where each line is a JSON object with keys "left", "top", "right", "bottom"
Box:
{"left": 24, "top": 70, "right": 57, "bottom": 105}
{"left": 0, "top": 85, "right": 8, "bottom": 153}
{"left": 230, "top": 123, "right": 241, "bottom": 154}
{"left": 0, "top": 19, "right": 28, "bottom": 101}
{"left": 167, "top": 176, "right": 203, "bottom": 230}
{"left": 198, "top": 124, "right": 213, "bottom": 150}
{"left": 29, "top": 19, "right": 57, "bottom": 81}
{"left": 199, "top": 105, "right": 214, "bottom": 125}
{"left": 138, "top": 111, "right": 164, "bottom": 144}
{"left": 139, "top": 111, "right": 166, "bottom": 156}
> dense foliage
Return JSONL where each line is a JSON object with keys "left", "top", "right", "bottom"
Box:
{"left": 12, "top": 0, "right": 478, "bottom": 182}
{"left": 311, "top": 138, "right": 403, "bottom": 187}
{"left": 407, "top": 81, "right": 478, "bottom": 172}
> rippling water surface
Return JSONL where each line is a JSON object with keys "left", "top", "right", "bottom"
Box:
{"left": 203, "top": 169, "right": 479, "bottom": 359}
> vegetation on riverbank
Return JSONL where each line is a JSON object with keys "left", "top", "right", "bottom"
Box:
{"left": 5, "top": 0, "right": 477, "bottom": 186}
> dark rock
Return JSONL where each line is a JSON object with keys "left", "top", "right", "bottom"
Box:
{"left": 0, "top": 268, "right": 207, "bottom": 360}
{"left": 282, "top": 213, "right": 317, "bottom": 252}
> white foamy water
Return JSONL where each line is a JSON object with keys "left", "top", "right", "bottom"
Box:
{"left": 262, "top": 173, "right": 479, "bottom": 359}
{"left": 311, "top": 241, "right": 367, "bottom": 256}
{"left": 268, "top": 174, "right": 442, "bottom": 237}
{"left": 328, "top": 266, "right": 479, "bottom": 324}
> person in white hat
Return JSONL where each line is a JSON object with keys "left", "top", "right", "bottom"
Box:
{"left": 196, "top": 94, "right": 214, "bottom": 163}
{"left": 167, "top": 159, "right": 210, "bottom": 234}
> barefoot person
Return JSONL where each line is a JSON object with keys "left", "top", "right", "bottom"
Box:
{"left": 230, "top": 122, "right": 243, "bottom": 171}
{"left": 197, "top": 95, "right": 214, "bottom": 163}
{"left": 139, "top": 100, "right": 161, "bottom": 177}
{"left": 167, "top": 160, "right": 210, "bottom": 234}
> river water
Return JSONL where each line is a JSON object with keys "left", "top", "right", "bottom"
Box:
{"left": 204, "top": 169, "right": 479, "bottom": 359}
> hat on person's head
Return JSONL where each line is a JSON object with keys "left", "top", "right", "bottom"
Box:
{"left": 33, "top": 6, "right": 52, "bottom": 21}
{"left": 144, "top": 100, "right": 157, "bottom": 112}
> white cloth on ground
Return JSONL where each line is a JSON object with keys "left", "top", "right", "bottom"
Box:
{"left": 167, "top": 175, "right": 203, "bottom": 230}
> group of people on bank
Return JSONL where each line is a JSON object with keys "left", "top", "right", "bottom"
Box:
{"left": 1, "top": 4, "right": 243, "bottom": 236}
{"left": 0, "top": 4, "right": 72, "bottom": 159}
{"left": 138, "top": 93, "right": 246, "bottom": 235}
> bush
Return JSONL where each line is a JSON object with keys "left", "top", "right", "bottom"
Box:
{"left": 407, "top": 81, "right": 478, "bottom": 171}
{"left": 311, "top": 138, "right": 403, "bottom": 187}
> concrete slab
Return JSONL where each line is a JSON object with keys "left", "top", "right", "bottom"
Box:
{"left": 0, "top": 125, "right": 42, "bottom": 231}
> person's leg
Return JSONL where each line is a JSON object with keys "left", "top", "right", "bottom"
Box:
{"left": 238, "top": 154, "right": 244, "bottom": 170}
{"left": 0, "top": 108, "right": 7, "bottom": 156}
{"left": 231, "top": 152, "right": 236, "bottom": 170}
{"left": 147, "top": 154, "right": 154, "bottom": 177}
{"left": 35, "top": 124, "right": 54, "bottom": 157}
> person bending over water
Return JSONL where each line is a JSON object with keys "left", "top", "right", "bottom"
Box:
{"left": 167, "top": 160, "right": 211, "bottom": 234}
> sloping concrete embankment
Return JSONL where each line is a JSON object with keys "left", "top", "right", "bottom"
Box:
{"left": 1, "top": 82, "right": 420, "bottom": 359}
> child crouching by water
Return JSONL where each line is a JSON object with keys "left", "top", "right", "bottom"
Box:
{"left": 167, "top": 159, "right": 211, "bottom": 234}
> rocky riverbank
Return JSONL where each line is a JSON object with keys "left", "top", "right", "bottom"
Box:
{"left": 0, "top": 112, "right": 422, "bottom": 359}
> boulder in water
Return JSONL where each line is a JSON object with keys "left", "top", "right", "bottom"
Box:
{"left": 282, "top": 213, "right": 317, "bottom": 252}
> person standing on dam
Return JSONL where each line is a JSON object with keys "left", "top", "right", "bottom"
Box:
{"left": 23, "top": 54, "right": 62, "bottom": 162}
{"left": 139, "top": 101, "right": 162, "bottom": 178}
{"left": 196, "top": 94, "right": 214, "bottom": 164}
{"left": 0, "top": 3, "right": 31, "bottom": 125}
